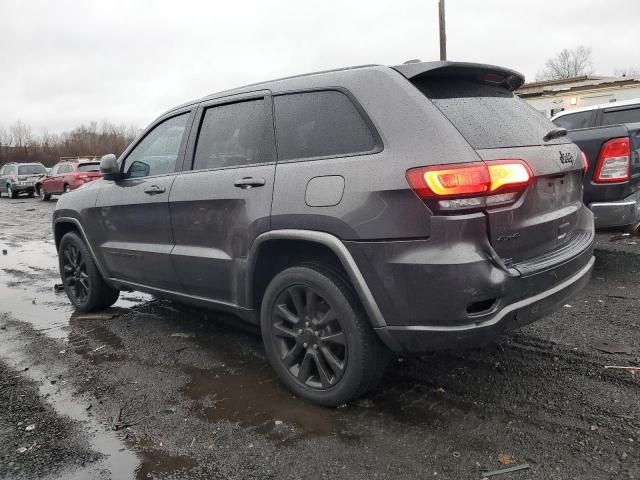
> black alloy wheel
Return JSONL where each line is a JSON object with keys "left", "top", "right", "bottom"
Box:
{"left": 271, "top": 284, "right": 347, "bottom": 389}
{"left": 261, "top": 265, "right": 390, "bottom": 406}
{"left": 61, "top": 242, "right": 90, "bottom": 304}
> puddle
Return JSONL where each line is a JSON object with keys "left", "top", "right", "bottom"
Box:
{"left": 135, "top": 441, "right": 197, "bottom": 479}
{"left": 0, "top": 326, "right": 140, "bottom": 480}
{"left": 174, "top": 315, "right": 344, "bottom": 440}
{"left": 0, "top": 239, "right": 149, "bottom": 339}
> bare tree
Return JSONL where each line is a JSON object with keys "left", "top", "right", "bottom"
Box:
{"left": 536, "top": 46, "right": 593, "bottom": 81}
{"left": 9, "top": 120, "right": 33, "bottom": 149}
{"left": 614, "top": 66, "right": 640, "bottom": 78}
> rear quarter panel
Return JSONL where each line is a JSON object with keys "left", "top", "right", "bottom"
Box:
{"left": 270, "top": 67, "right": 481, "bottom": 240}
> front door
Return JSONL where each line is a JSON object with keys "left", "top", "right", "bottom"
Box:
{"left": 169, "top": 93, "right": 276, "bottom": 305}
{"left": 89, "top": 111, "right": 193, "bottom": 291}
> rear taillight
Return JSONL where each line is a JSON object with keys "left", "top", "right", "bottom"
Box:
{"left": 580, "top": 150, "right": 589, "bottom": 174}
{"left": 406, "top": 160, "right": 532, "bottom": 213}
{"left": 594, "top": 137, "right": 630, "bottom": 183}
{"left": 10, "top": 176, "right": 17, "bottom": 182}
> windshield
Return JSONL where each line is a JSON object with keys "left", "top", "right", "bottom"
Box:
{"left": 18, "top": 164, "right": 46, "bottom": 175}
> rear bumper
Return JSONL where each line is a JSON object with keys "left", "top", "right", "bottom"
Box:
{"left": 589, "top": 189, "right": 640, "bottom": 228}
{"left": 346, "top": 208, "right": 595, "bottom": 353}
{"left": 375, "top": 255, "right": 593, "bottom": 352}
{"left": 10, "top": 183, "right": 35, "bottom": 194}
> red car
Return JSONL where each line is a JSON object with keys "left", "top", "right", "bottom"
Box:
{"left": 36, "top": 160, "right": 102, "bottom": 200}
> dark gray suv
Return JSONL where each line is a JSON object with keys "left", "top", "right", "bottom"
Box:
{"left": 53, "top": 61, "right": 595, "bottom": 406}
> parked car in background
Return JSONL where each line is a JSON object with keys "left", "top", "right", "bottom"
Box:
{"left": 36, "top": 160, "right": 102, "bottom": 201}
{"left": 53, "top": 61, "right": 595, "bottom": 406}
{"left": 552, "top": 100, "right": 640, "bottom": 232}
{"left": 0, "top": 162, "right": 47, "bottom": 198}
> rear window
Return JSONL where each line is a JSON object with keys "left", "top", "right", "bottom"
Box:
{"left": 273, "top": 90, "right": 378, "bottom": 161}
{"left": 553, "top": 110, "right": 594, "bottom": 130}
{"left": 18, "top": 164, "right": 46, "bottom": 175}
{"left": 601, "top": 106, "right": 640, "bottom": 126}
{"left": 414, "top": 79, "right": 568, "bottom": 149}
{"left": 78, "top": 163, "right": 100, "bottom": 172}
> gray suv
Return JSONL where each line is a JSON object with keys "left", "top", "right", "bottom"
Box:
{"left": 0, "top": 162, "right": 47, "bottom": 198}
{"left": 53, "top": 62, "right": 595, "bottom": 406}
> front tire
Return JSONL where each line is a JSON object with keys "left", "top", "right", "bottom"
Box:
{"left": 59, "top": 232, "right": 119, "bottom": 312}
{"left": 261, "top": 265, "right": 389, "bottom": 407}
{"left": 38, "top": 186, "right": 51, "bottom": 201}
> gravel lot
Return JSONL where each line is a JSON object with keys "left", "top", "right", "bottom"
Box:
{"left": 0, "top": 197, "right": 638, "bottom": 480}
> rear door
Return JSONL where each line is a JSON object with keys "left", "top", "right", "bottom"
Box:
{"left": 414, "top": 77, "right": 586, "bottom": 265}
{"left": 169, "top": 91, "right": 276, "bottom": 304}
{"left": 90, "top": 110, "right": 194, "bottom": 290}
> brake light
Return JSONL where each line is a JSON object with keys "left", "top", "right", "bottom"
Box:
{"left": 10, "top": 176, "right": 17, "bottom": 182}
{"left": 594, "top": 137, "right": 629, "bottom": 183}
{"left": 406, "top": 160, "right": 532, "bottom": 212}
{"left": 580, "top": 151, "right": 589, "bottom": 174}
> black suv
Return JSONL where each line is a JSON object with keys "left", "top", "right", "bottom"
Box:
{"left": 53, "top": 62, "right": 595, "bottom": 406}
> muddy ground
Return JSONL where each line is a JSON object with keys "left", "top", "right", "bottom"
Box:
{"left": 0, "top": 197, "right": 638, "bottom": 480}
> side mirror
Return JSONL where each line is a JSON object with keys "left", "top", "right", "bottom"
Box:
{"left": 100, "top": 154, "right": 121, "bottom": 181}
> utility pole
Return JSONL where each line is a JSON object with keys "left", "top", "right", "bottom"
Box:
{"left": 438, "top": 0, "right": 447, "bottom": 61}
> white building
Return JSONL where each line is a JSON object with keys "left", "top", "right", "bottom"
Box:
{"left": 516, "top": 76, "right": 640, "bottom": 118}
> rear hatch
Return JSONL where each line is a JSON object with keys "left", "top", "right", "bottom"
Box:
{"left": 17, "top": 164, "right": 47, "bottom": 183}
{"left": 77, "top": 162, "right": 102, "bottom": 181}
{"left": 408, "top": 70, "right": 586, "bottom": 266}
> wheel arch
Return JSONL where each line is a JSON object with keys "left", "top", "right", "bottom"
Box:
{"left": 54, "top": 217, "right": 110, "bottom": 280}
{"left": 247, "top": 230, "right": 387, "bottom": 330}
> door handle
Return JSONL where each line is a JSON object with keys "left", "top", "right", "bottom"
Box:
{"left": 234, "top": 177, "right": 266, "bottom": 189}
{"left": 143, "top": 185, "right": 166, "bottom": 195}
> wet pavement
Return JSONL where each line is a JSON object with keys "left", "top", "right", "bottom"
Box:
{"left": 0, "top": 197, "right": 639, "bottom": 479}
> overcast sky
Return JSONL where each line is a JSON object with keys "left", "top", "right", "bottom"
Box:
{"left": 1, "top": 0, "right": 638, "bottom": 133}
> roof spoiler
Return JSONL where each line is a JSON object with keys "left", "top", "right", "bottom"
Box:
{"left": 391, "top": 61, "right": 525, "bottom": 91}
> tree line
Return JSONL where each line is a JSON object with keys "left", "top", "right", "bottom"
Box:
{"left": 0, "top": 121, "right": 140, "bottom": 167}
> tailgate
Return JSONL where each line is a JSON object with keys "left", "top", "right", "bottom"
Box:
{"left": 476, "top": 144, "right": 585, "bottom": 265}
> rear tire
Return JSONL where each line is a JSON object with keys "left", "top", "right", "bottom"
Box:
{"left": 261, "top": 265, "right": 389, "bottom": 407}
{"left": 63, "top": 184, "right": 71, "bottom": 194}
{"left": 59, "top": 232, "right": 119, "bottom": 312}
{"left": 7, "top": 185, "right": 17, "bottom": 199}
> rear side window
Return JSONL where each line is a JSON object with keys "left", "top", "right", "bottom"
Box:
{"left": 601, "top": 106, "right": 640, "bottom": 126}
{"left": 273, "top": 90, "right": 377, "bottom": 161}
{"left": 553, "top": 111, "right": 594, "bottom": 130}
{"left": 78, "top": 163, "right": 100, "bottom": 172}
{"left": 18, "top": 164, "right": 46, "bottom": 175}
{"left": 193, "top": 99, "right": 274, "bottom": 170}
{"left": 414, "top": 79, "right": 568, "bottom": 149}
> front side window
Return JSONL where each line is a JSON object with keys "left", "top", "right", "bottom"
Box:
{"left": 193, "top": 99, "right": 274, "bottom": 170}
{"left": 273, "top": 90, "right": 378, "bottom": 161}
{"left": 124, "top": 113, "right": 190, "bottom": 178}
{"left": 49, "top": 164, "right": 61, "bottom": 175}
{"left": 552, "top": 111, "right": 593, "bottom": 130}
{"left": 601, "top": 106, "right": 640, "bottom": 126}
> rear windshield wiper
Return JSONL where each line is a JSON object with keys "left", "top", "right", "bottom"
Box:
{"left": 543, "top": 127, "right": 567, "bottom": 142}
